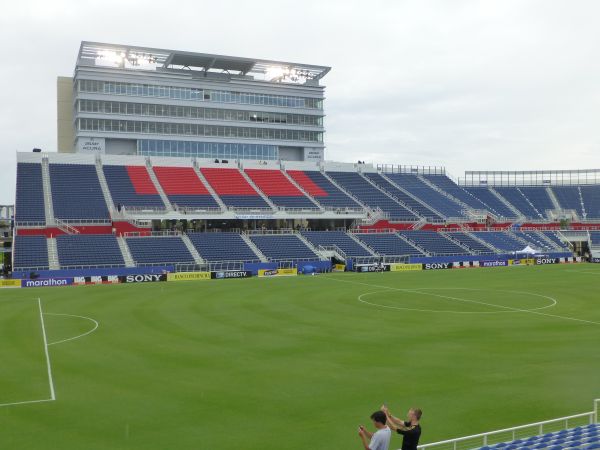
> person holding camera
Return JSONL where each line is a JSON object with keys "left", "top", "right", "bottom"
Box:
{"left": 358, "top": 410, "right": 391, "bottom": 450}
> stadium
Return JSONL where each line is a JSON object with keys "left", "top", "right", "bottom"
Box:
{"left": 1, "top": 39, "right": 599, "bottom": 450}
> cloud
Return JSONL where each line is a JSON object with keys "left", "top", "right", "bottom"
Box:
{"left": 1, "top": 0, "right": 600, "bottom": 202}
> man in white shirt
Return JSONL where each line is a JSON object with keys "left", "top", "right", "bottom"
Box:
{"left": 358, "top": 411, "right": 391, "bottom": 450}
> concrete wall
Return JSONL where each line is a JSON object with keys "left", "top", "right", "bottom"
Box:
{"left": 57, "top": 76, "right": 75, "bottom": 153}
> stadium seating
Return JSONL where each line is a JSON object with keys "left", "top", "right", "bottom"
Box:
{"left": 15, "top": 163, "right": 46, "bottom": 224}
{"left": 244, "top": 169, "right": 316, "bottom": 209}
{"left": 354, "top": 233, "right": 424, "bottom": 256}
{"left": 56, "top": 234, "right": 125, "bottom": 267}
{"left": 287, "top": 170, "right": 362, "bottom": 209}
{"left": 422, "top": 175, "right": 490, "bottom": 211}
{"left": 447, "top": 232, "right": 494, "bottom": 254}
{"left": 103, "top": 165, "right": 165, "bottom": 209}
{"left": 463, "top": 187, "right": 519, "bottom": 218}
{"left": 13, "top": 235, "right": 49, "bottom": 270}
{"left": 552, "top": 186, "right": 585, "bottom": 217}
{"left": 188, "top": 232, "right": 259, "bottom": 261}
{"left": 326, "top": 172, "right": 417, "bottom": 220}
{"left": 589, "top": 231, "right": 600, "bottom": 245}
{"left": 200, "top": 168, "right": 270, "bottom": 209}
{"left": 362, "top": 173, "right": 443, "bottom": 220}
{"left": 126, "top": 236, "right": 195, "bottom": 265}
{"left": 471, "top": 231, "right": 528, "bottom": 252}
{"left": 517, "top": 231, "right": 557, "bottom": 252}
{"left": 541, "top": 231, "right": 570, "bottom": 250}
{"left": 249, "top": 234, "right": 319, "bottom": 260}
{"left": 300, "top": 231, "right": 373, "bottom": 257}
{"left": 478, "top": 423, "right": 600, "bottom": 450}
{"left": 49, "top": 164, "right": 110, "bottom": 221}
{"left": 153, "top": 166, "right": 219, "bottom": 210}
{"left": 519, "top": 187, "right": 555, "bottom": 218}
{"left": 385, "top": 173, "right": 466, "bottom": 218}
{"left": 580, "top": 186, "right": 600, "bottom": 218}
{"left": 494, "top": 187, "right": 541, "bottom": 218}
{"left": 399, "top": 230, "right": 469, "bottom": 255}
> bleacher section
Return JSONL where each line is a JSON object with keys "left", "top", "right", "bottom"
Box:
{"left": 463, "top": 187, "right": 518, "bottom": 218}
{"left": 552, "top": 186, "right": 584, "bottom": 217}
{"left": 287, "top": 170, "right": 362, "bottom": 209}
{"left": 245, "top": 169, "right": 316, "bottom": 209}
{"left": 249, "top": 234, "right": 319, "bottom": 260}
{"left": 495, "top": 187, "right": 541, "bottom": 219}
{"left": 581, "top": 186, "right": 600, "bottom": 218}
{"left": 50, "top": 164, "right": 110, "bottom": 221}
{"left": 399, "top": 230, "right": 468, "bottom": 255}
{"left": 153, "top": 166, "right": 219, "bottom": 210}
{"left": 188, "top": 232, "right": 259, "bottom": 261}
{"left": 354, "top": 233, "right": 424, "bottom": 256}
{"left": 589, "top": 231, "right": 600, "bottom": 245}
{"left": 541, "top": 231, "right": 570, "bottom": 250}
{"left": 471, "top": 231, "right": 529, "bottom": 252}
{"left": 327, "top": 172, "right": 417, "bottom": 220}
{"left": 518, "top": 231, "right": 557, "bottom": 252}
{"left": 447, "top": 232, "right": 494, "bottom": 254}
{"left": 385, "top": 173, "right": 466, "bottom": 218}
{"left": 200, "top": 168, "right": 270, "bottom": 209}
{"left": 520, "top": 187, "right": 554, "bottom": 218}
{"left": 422, "top": 175, "right": 490, "bottom": 211}
{"left": 478, "top": 424, "right": 600, "bottom": 450}
{"left": 13, "top": 235, "right": 49, "bottom": 270}
{"left": 15, "top": 163, "right": 46, "bottom": 224}
{"left": 362, "top": 173, "right": 442, "bottom": 220}
{"left": 103, "top": 165, "right": 165, "bottom": 210}
{"left": 56, "top": 234, "right": 125, "bottom": 267}
{"left": 126, "top": 236, "right": 195, "bottom": 265}
{"left": 301, "top": 231, "right": 373, "bottom": 257}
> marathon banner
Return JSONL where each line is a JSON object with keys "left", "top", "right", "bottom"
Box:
{"left": 389, "top": 263, "right": 422, "bottom": 272}
{"left": 167, "top": 272, "right": 211, "bottom": 282}
{"left": 74, "top": 275, "right": 120, "bottom": 285}
{"left": 21, "top": 278, "right": 74, "bottom": 288}
{"left": 257, "top": 268, "right": 297, "bottom": 277}
{"left": 211, "top": 270, "right": 252, "bottom": 279}
{"left": 422, "top": 262, "right": 453, "bottom": 270}
{"left": 480, "top": 260, "right": 509, "bottom": 268}
{"left": 535, "top": 257, "right": 560, "bottom": 265}
{"left": 0, "top": 279, "right": 21, "bottom": 288}
{"left": 118, "top": 274, "right": 167, "bottom": 283}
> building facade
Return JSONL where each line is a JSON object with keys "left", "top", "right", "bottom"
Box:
{"left": 58, "top": 42, "right": 330, "bottom": 161}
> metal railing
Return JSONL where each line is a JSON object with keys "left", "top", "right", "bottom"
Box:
{"left": 418, "top": 399, "right": 599, "bottom": 450}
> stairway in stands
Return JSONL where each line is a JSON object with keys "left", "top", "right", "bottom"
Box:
{"left": 41, "top": 156, "right": 55, "bottom": 225}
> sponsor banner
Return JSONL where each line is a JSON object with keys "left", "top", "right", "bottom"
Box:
{"left": 118, "top": 274, "right": 166, "bottom": 283}
{"left": 0, "top": 279, "right": 21, "bottom": 288}
{"left": 333, "top": 264, "right": 346, "bottom": 272}
{"left": 277, "top": 268, "right": 298, "bottom": 276}
{"left": 22, "top": 278, "right": 73, "bottom": 288}
{"left": 212, "top": 270, "right": 252, "bottom": 279}
{"left": 422, "top": 262, "right": 453, "bottom": 270}
{"left": 472, "top": 261, "right": 480, "bottom": 267}
{"left": 535, "top": 257, "right": 560, "bottom": 265}
{"left": 356, "top": 264, "right": 390, "bottom": 273}
{"left": 508, "top": 258, "right": 534, "bottom": 266}
{"left": 591, "top": 258, "right": 600, "bottom": 264}
{"left": 480, "top": 260, "right": 508, "bottom": 268}
{"left": 389, "top": 263, "right": 422, "bottom": 272}
{"left": 257, "top": 268, "right": 297, "bottom": 277}
{"left": 167, "top": 272, "right": 211, "bottom": 282}
{"left": 74, "top": 275, "right": 120, "bottom": 285}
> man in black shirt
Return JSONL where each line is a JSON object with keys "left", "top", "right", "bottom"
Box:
{"left": 381, "top": 405, "right": 422, "bottom": 450}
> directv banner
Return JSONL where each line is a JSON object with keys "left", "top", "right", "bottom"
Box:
{"left": 74, "top": 275, "right": 120, "bottom": 285}
{"left": 356, "top": 264, "right": 390, "bottom": 272}
{"left": 389, "top": 263, "right": 422, "bottom": 272}
{"left": 167, "top": 272, "right": 211, "bottom": 282}
{"left": 0, "top": 279, "right": 21, "bottom": 288}
{"left": 118, "top": 274, "right": 167, "bottom": 283}
{"left": 480, "top": 260, "right": 509, "bottom": 268}
{"left": 21, "top": 278, "right": 73, "bottom": 288}
{"left": 422, "top": 262, "right": 454, "bottom": 270}
{"left": 211, "top": 270, "right": 252, "bottom": 279}
{"left": 535, "top": 257, "right": 560, "bottom": 265}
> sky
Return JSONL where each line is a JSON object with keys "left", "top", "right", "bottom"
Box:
{"left": 1, "top": 0, "right": 600, "bottom": 204}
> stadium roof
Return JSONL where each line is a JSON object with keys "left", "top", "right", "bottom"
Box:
{"left": 77, "top": 41, "right": 330, "bottom": 84}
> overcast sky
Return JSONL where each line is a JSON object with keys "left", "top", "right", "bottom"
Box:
{"left": 1, "top": 0, "right": 600, "bottom": 204}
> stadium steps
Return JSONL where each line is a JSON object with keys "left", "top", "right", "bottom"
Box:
{"left": 517, "top": 187, "right": 545, "bottom": 219}
{"left": 489, "top": 188, "right": 525, "bottom": 219}
{"left": 358, "top": 172, "right": 423, "bottom": 220}
{"left": 439, "top": 231, "right": 476, "bottom": 254}
{"left": 95, "top": 157, "right": 116, "bottom": 215}
{"left": 47, "top": 237, "right": 60, "bottom": 270}
{"left": 240, "top": 233, "right": 269, "bottom": 262}
{"left": 239, "top": 168, "right": 277, "bottom": 211}
{"left": 396, "top": 232, "right": 432, "bottom": 256}
{"left": 41, "top": 156, "right": 55, "bottom": 225}
{"left": 181, "top": 234, "right": 205, "bottom": 265}
{"left": 579, "top": 186, "right": 588, "bottom": 219}
{"left": 417, "top": 174, "right": 473, "bottom": 214}
{"left": 465, "top": 231, "right": 501, "bottom": 252}
{"left": 145, "top": 160, "right": 174, "bottom": 212}
{"left": 295, "top": 232, "right": 329, "bottom": 260}
{"left": 280, "top": 168, "right": 325, "bottom": 211}
{"left": 117, "top": 236, "right": 136, "bottom": 267}
{"left": 320, "top": 171, "right": 370, "bottom": 211}
{"left": 531, "top": 230, "right": 564, "bottom": 251}
{"left": 546, "top": 186, "right": 562, "bottom": 210}
{"left": 192, "top": 164, "right": 227, "bottom": 211}
{"left": 378, "top": 172, "right": 447, "bottom": 220}
{"left": 346, "top": 232, "right": 379, "bottom": 256}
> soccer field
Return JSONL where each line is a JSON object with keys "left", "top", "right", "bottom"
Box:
{"left": 1, "top": 264, "right": 599, "bottom": 450}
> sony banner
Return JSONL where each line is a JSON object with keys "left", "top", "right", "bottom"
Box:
{"left": 535, "top": 257, "right": 560, "bottom": 265}
{"left": 118, "top": 274, "right": 167, "bottom": 283}
{"left": 21, "top": 278, "right": 73, "bottom": 288}
{"left": 74, "top": 275, "right": 120, "bottom": 285}
{"left": 211, "top": 271, "right": 252, "bottom": 279}
{"left": 422, "top": 262, "right": 454, "bottom": 270}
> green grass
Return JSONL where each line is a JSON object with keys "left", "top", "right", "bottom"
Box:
{"left": 1, "top": 264, "right": 599, "bottom": 449}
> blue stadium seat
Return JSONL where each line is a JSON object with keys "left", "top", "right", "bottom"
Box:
{"left": 580, "top": 186, "right": 600, "bottom": 218}
{"left": 249, "top": 234, "right": 319, "bottom": 261}
{"left": 399, "top": 231, "right": 469, "bottom": 255}
{"left": 103, "top": 165, "right": 165, "bottom": 209}
{"left": 495, "top": 187, "right": 541, "bottom": 218}
{"left": 447, "top": 232, "right": 494, "bottom": 254}
{"left": 13, "top": 235, "right": 49, "bottom": 270}
{"left": 551, "top": 186, "right": 585, "bottom": 218}
{"left": 422, "top": 175, "right": 490, "bottom": 211}
{"left": 188, "top": 232, "right": 259, "bottom": 262}
{"left": 354, "top": 233, "right": 424, "bottom": 256}
{"left": 56, "top": 234, "right": 124, "bottom": 267}
{"left": 15, "top": 163, "right": 46, "bottom": 224}
{"left": 463, "top": 187, "right": 519, "bottom": 218}
{"left": 471, "top": 231, "right": 528, "bottom": 252}
{"left": 288, "top": 170, "right": 362, "bottom": 209}
{"left": 126, "top": 236, "right": 195, "bottom": 265}
{"left": 301, "top": 231, "right": 373, "bottom": 257}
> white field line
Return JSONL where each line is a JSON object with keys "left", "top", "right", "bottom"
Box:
{"left": 321, "top": 275, "right": 600, "bottom": 327}
{"left": 38, "top": 298, "right": 56, "bottom": 401}
{"left": 45, "top": 313, "right": 99, "bottom": 346}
